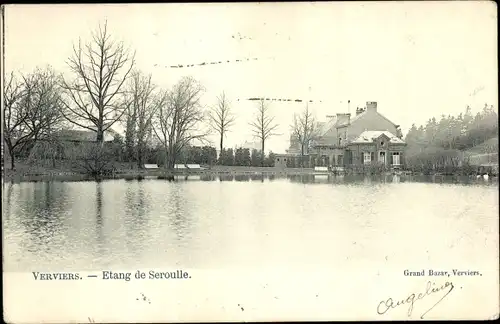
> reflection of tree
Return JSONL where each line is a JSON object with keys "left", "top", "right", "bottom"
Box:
{"left": 218, "top": 174, "right": 234, "bottom": 181}
{"left": 94, "top": 181, "right": 104, "bottom": 248}
{"left": 19, "top": 182, "right": 68, "bottom": 254}
{"left": 124, "top": 181, "right": 150, "bottom": 255}
{"left": 234, "top": 174, "right": 250, "bottom": 182}
{"left": 166, "top": 186, "right": 195, "bottom": 249}
{"left": 2, "top": 182, "right": 15, "bottom": 221}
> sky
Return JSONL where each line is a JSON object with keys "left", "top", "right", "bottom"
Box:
{"left": 4, "top": 2, "right": 498, "bottom": 153}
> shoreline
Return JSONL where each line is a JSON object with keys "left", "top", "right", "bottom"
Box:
{"left": 2, "top": 166, "right": 496, "bottom": 184}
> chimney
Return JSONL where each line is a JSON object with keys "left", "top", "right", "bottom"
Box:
{"left": 366, "top": 101, "right": 377, "bottom": 112}
{"left": 336, "top": 113, "right": 351, "bottom": 125}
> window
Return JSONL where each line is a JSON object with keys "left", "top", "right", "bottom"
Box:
{"left": 338, "top": 138, "right": 342, "bottom": 145}
{"left": 364, "top": 152, "right": 371, "bottom": 164}
{"left": 381, "top": 141, "right": 384, "bottom": 146}
{"left": 277, "top": 158, "right": 280, "bottom": 162}
{"left": 392, "top": 152, "right": 400, "bottom": 165}
{"left": 379, "top": 151, "right": 386, "bottom": 163}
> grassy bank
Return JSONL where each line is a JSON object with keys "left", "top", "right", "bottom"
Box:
{"left": 3, "top": 158, "right": 495, "bottom": 184}
{"left": 1, "top": 158, "right": 316, "bottom": 182}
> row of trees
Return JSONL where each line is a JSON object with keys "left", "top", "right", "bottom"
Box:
{"left": 404, "top": 104, "right": 498, "bottom": 174}
{"left": 3, "top": 22, "right": 288, "bottom": 173}
{"left": 83, "top": 138, "right": 277, "bottom": 168}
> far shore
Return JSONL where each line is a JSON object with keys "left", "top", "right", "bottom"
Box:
{"left": 2, "top": 162, "right": 496, "bottom": 184}
{"left": 1, "top": 165, "right": 319, "bottom": 183}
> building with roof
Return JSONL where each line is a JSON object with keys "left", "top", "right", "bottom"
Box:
{"left": 279, "top": 101, "right": 406, "bottom": 169}
{"left": 53, "top": 128, "right": 117, "bottom": 143}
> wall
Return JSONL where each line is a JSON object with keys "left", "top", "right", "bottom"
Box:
{"left": 347, "top": 142, "right": 406, "bottom": 166}
{"left": 274, "top": 156, "right": 288, "bottom": 168}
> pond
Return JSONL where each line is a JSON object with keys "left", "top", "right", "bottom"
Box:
{"left": 3, "top": 175, "right": 498, "bottom": 272}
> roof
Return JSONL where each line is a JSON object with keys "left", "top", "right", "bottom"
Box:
{"left": 318, "top": 116, "right": 338, "bottom": 136}
{"left": 345, "top": 109, "right": 398, "bottom": 128}
{"left": 348, "top": 111, "right": 366, "bottom": 124}
{"left": 54, "top": 129, "right": 116, "bottom": 142}
{"left": 351, "top": 131, "right": 405, "bottom": 144}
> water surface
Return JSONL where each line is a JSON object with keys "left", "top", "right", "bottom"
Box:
{"left": 3, "top": 175, "right": 498, "bottom": 272}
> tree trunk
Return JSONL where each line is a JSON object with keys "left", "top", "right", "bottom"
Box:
{"left": 261, "top": 140, "right": 265, "bottom": 167}
{"left": 300, "top": 144, "right": 305, "bottom": 168}
{"left": 97, "top": 118, "right": 104, "bottom": 143}
{"left": 219, "top": 135, "right": 223, "bottom": 161}
{"left": 6, "top": 142, "right": 16, "bottom": 170}
{"left": 137, "top": 142, "right": 143, "bottom": 169}
{"left": 167, "top": 145, "right": 176, "bottom": 171}
{"left": 165, "top": 146, "right": 170, "bottom": 174}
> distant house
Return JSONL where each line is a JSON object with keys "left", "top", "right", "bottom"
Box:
{"left": 47, "top": 128, "right": 119, "bottom": 160}
{"left": 347, "top": 130, "right": 406, "bottom": 167}
{"left": 53, "top": 129, "right": 117, "bottom": 143}
{"left": 280, "top": 101, "right": 406, "bottom": 169}
{"left": 274, "top": 154, "right": 290, "bottom": 168}
{"left": 6, "top": 127, "right": 119, "bottom": 160}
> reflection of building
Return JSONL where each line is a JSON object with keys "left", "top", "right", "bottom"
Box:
{"left": 277, "top": 101, "right": 407, "bottom": 169}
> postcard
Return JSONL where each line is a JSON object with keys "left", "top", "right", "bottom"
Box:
{"left": 2, "top": 2, "right": 498, "bottom": 323}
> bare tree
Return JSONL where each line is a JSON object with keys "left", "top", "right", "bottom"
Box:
{"left": 123, "top": 70, "right": 158, "bottom": 168}
{"left": 153, "top": 76, "right": 209, "bottom": 171}
{"left": 209, "top": 91, "right": 235, "bottom": 159}
{"left": 61, "top": 21, "right": 135, "bottom": 143}
{"left": 64, "top": 141, "right": 115, "bottom": 176}
{"left": 248, "top": 99, "right": 279, "bottom": 166}
{"left": 290, "top": 103, "right": 318, "bottom": 167}
{"left": 123, "top": 95, "right": 137, "bottom": 162}
{"left": 2, "top": 68, "right": 64, "bottom": 170}
{"left": 3, "top": 72, "right": 28, "bottom": 170}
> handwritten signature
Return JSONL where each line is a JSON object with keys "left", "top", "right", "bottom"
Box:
{"left": 377, "top": 281, "right": 455, "bottom": 319}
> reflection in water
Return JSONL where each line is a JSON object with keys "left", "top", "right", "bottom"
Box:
{"left": 200, "top": 174, "right": 217, "bottom": 182}
{"left": 2, "top": 176, "right": 498, "bottom": 272}
{"left": 123, "top": 182, "right": 150, "bottom": 258}
{"left": 2, "top": 182, "right": 14, "bottom": 221}
{"left": 167, "top": 186, "right": 193, "bottom": 245}
{"left": 234, "top": 174, "right": 250, "bottom": 182}
{"left": 219, "top": 174, "right": 234, "bottom": 182}
{"left": 96, "top": 181, "right": 103, "bottom": 230}
{"left": 250, "top": 173, "right": 264, "bottom": 182}
{"left": 20, "top": 182, "right": 66, "bottom": 254}
{"left": 94, "top": 181, "right": 105, "bottom": 257}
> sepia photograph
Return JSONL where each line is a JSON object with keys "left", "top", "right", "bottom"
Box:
{"left": 1, "top": 2, "right": 499, "bottom": 322}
